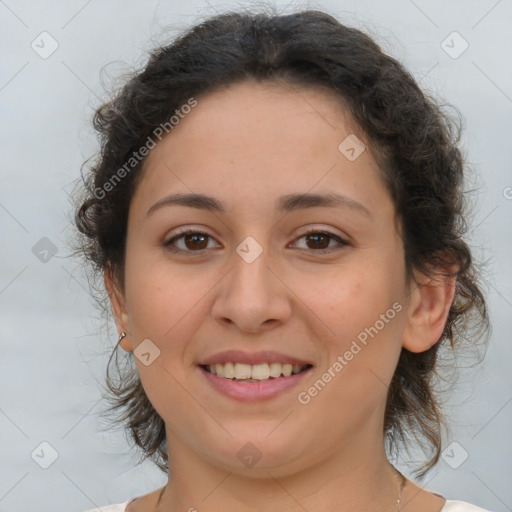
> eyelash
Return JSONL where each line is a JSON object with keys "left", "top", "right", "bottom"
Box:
{"left": 163, "top": 228, "right": 349, "bottom": 255}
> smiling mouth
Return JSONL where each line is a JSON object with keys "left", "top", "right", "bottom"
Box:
{"left": 201, "top": 362, "right": 313, "bottom": 382}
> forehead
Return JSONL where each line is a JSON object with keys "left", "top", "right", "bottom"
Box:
{"left": 161, "top": 79, "right": 358, "bottom": 152}
{"left": 132, "top": 79, "right": 390, "bottom": 219}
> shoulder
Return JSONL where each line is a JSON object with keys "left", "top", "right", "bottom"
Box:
{"left": 442, "top": 500, "right": 494, "bottom": 512}
{"left": 86, "top": 502, "right": 130, "bottom": 512}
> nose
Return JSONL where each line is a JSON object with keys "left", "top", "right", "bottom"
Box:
{"left": 210, "top": 245, "right": 292, "bottom": 334}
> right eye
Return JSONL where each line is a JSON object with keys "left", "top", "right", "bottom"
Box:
{"left": 164, "top": 229, "right": 221, "bottom": 253}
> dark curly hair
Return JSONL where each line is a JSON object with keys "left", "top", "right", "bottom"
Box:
{"left": 74, "top": 8, "right": 489, "bottom": 478}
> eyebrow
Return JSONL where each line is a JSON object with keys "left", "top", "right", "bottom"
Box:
{"left": 146, "top": 192, "right": 371, "bottom": 218}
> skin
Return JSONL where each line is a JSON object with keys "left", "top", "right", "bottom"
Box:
{"left": 106, "top": 80, "right": 455, "bottom": 512}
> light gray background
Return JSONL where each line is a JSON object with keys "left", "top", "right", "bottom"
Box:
{"left": 1, "top": 0, "right": 511, "bottom": 510}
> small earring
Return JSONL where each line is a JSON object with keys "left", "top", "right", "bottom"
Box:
{"left": 118, "top": 332, "right": 127, "bottom": 344}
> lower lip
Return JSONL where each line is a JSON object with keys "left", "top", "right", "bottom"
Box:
{"left": 199, "top": 366, "right": 312, "bottom": 402}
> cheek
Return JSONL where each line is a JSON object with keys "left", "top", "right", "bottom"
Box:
{"left": 319, "top": 265, "right": 404, "bottom": 339}
{"left": 306, "top": 259, "right": 407, "bottom": 399}
{"left": 122, "top": 256, "right": 203, "bottom": 423}
{"left": 296, "top": 270, "right": 406, "bottom": 436}
{"left": 123, "top": 247, "right": 202, "bottom": 341}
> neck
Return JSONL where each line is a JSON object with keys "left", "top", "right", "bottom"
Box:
{"left": 155, "top": 427, "right": 402, "bottom": 512}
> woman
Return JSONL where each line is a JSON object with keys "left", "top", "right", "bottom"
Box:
{"left": 76, "top": 8, "right": 491, "bottom": 512}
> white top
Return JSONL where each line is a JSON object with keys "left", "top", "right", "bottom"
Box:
{"left": 88, "top": 499, "right": 493, "bottom": 511}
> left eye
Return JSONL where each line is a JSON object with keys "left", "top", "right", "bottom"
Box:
{"left": 290, "top": 230, "right": 348, "bottom": 254}
{"left": 163, "top": 229, "right": 347, "bottom": 254}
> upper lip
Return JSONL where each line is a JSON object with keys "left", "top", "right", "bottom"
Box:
{"left": 199, "top": 350, "right": 313, "bottom": 367}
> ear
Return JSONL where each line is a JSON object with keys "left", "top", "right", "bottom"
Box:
{"left": 402, "top": 266, "right": 457, "bottom": 353}
{"left": 104, "top": 267, "right": 133, "bottom": 352}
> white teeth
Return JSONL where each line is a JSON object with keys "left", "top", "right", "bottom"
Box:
{"left": 251, "top": 363, "right": 270, "bottom": 380}
{"left": 224, "top": 362, "right": 235, "bottom": 379}
{"left": 234, "top": 363, "right": 252, "bottom": 379}
{"left": 269, "top": 362, "right": 282, "bottom": 378}
{"left": 206, "top": 362, "right": 308, "bottom": 380}
{"left": 282, "top": 363, "right": 293, "bottom": 377}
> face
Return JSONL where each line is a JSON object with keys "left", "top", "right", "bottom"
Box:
{"left": 111, "top": 80, "right": 421, "bottom": 477}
